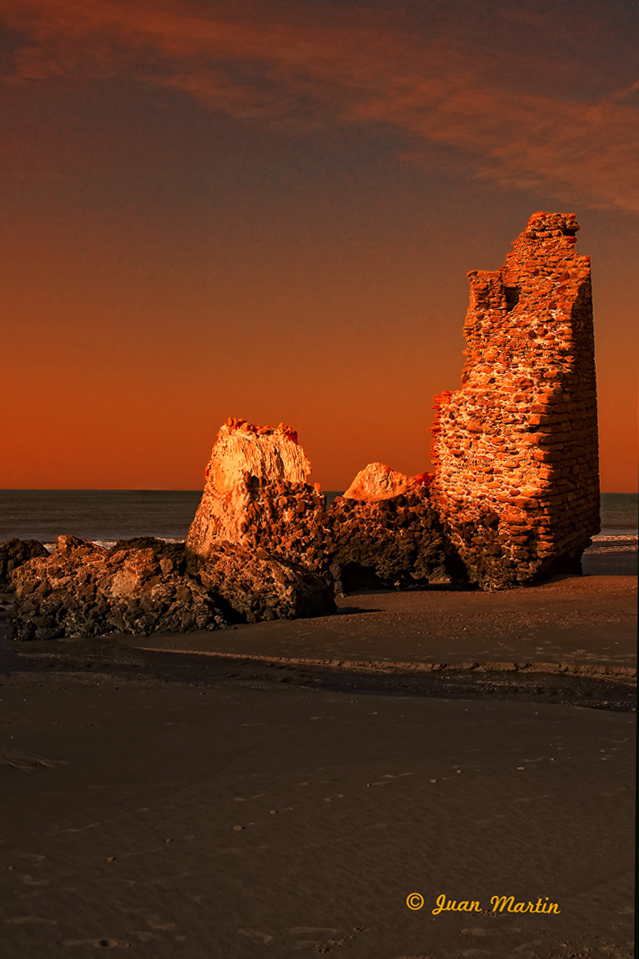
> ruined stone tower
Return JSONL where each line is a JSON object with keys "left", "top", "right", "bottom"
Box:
{"left": 430, "top": 212, "right": 600, "bottom": 589}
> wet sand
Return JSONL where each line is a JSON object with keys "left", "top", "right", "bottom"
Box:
{"left": 0, "top": 566, "right": 636, "bottom": 958}
{"left": 132, "top": 573, "right": 637, "bottom": 678}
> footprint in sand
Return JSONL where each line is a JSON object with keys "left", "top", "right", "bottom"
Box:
{"left": 287, "top": 927, "right": 338, "bottom": 949}
{"left": 238, "top": 928, "right": 274, "bottom": 944}
{"left": 59, "top": 823, "right": 99, "bottom": 834}
{"left": 288, "top": 926, "right": 368, "bottom": 952}
{"left": 145, "top": 914, "right": 176, "bottom": 932}
{"left": 18, "top": 874, "right": 49, "bottom": 886}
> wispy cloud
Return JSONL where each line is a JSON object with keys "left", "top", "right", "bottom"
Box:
{"left": 2, "top": 0, "right": 638, "bottom": 212}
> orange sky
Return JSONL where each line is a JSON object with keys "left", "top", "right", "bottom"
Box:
{"left": 1, "top": 0, "right": 637, "bottom": 492}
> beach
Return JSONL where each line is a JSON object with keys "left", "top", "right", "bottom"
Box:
{"left": 3, "top": 3, "right": 638, "bottom": 954}
{"left": 0, "top": 563, "right": 635, "bottom": 959}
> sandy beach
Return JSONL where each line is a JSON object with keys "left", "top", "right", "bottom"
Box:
{"left": 0, "top": 562, "right": 636, "bottom": 959}
{"left": 134, "top": 572, "right": 637, "bottom": 677}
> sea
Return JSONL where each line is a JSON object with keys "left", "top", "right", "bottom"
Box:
{"left": 0, "top": 491, "right": 636, "bottom": 553}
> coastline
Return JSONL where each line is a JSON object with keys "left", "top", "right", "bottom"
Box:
{"left": 1, "top": 628, "right": 634, "bottom": 958}
{"left": 1, "top": 545, "right": 635, "bottom": 957}
{"left": 125, "top": 572, "right": 637, "bottom": 674}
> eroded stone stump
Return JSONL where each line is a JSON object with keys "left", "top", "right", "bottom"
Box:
{"left": 430, "top": 212, "right": 600, "bottom": 589}
{"left": 187, "top": 418, "right": 314, "bottom": 557}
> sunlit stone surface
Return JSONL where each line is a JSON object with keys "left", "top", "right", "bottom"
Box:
{"left": 187, "top": 418, "right": 311, "bottom": 558}
{"left": 343, "top": 462, "right": 431, "bottom": 502}
{"left": 429, "top": 212, "right": 600, "bottom": 589}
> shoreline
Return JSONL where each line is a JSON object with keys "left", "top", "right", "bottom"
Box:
{"left": 0, "top": 565, "right": 635, "bottom": 957}
{"left": 2, "top": 570, "right": 636, "bottom": 713}
{"left": 0, "top": 656, "right": 634, "bottom": 958}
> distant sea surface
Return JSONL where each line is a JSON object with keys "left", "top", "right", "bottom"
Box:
{"left": 0, "top": 490, "right": 636, "bottom": 549}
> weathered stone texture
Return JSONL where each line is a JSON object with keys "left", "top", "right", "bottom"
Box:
{"left": 343, "top": 463, "right": 430, "bottom": 501}
{"left": 430, "top": 212, "right": 600, "bottom": 588}
{"left": 326, "top": 487, "right": 464, "bottom": 591}
{"left": 7, "top": 533, "right": 335, "bottom": 640}
{"left": 187, "top": 418, "right": 311, "bottom": 558}
{"left": 7, "top": 536, "right": 229, "bottom": 641}
{"left": 224, "top": 463, "right": 458, "bottom": 591}
{"left": 187, "top": 424, "right": 457, "bottom": 592}
{"left": 194, "top": 544, "right": 336, "bottom": 622}
{"left": 0, "top": 538, "right": 50, "bottom": 590}
{"left": 240, "top": 475, "right": 329, "bottom": 570}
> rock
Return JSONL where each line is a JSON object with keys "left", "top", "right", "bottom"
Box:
{"left": 7, "top": 532, "right": 335, "bottom": 641}
{"left": 7, "top": 536, "right": 228, "bottom": 641}
{"left": 187, "top": 419, "right": 312, "bottom": 558}
{"left": 343, "top": 463, "right": 430, "bottom": 501}
{"left": 239, "top": 475, "right": 330, "bottom": 573}
{"left": 185, "top": 423, "right": 462, "bottom": 595}
{"left": 193, "top": 544, "right": 336, "bottom": 622}
{"left": 185, "top": 420, "right": 338, "bottom": 612}
{"left": 0, "top": 539, "right": 50, "bottom": 590}
{"left": 326, "top": 489, "right": 465, "bottom": 591}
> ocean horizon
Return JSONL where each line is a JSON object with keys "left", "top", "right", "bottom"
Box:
{"left": 0, "top": 490, "right": 636, "bottom": 549}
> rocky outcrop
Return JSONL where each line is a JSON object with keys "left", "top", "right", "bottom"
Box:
{"left": 0, "top": 539, "right": 50, "bottom": 590}
{"left": 213, "top": 461, "right": 459, "bottom": 592}
{"left": 194, "top": 544, "right": 335, "bottom": 622}
{"left": 205, "top": 456, "right": 455, "bottom": 591}
{"left": 6, "top": 536, "right": 229, "bottom": 641}
{"left": 6, "top": 534, "right": 336, "bottom": 641}
{"left": 240, "top": 476, "right": 329, "bottom": 571}
{"left": 342, "top": 463, "right": 432, "bottom": 501}
{"left": 187, "top": 418, "right": 312, "bottom": 558}
{"left": 327, "top": 487, "right": 465, "bottom": 591}
{"left": 430, "top": 212, "right": 600, "bottom": 589}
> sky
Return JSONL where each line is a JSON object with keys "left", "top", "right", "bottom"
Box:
{"left": 1, "top": 0, "right": 637, "bottom": 492}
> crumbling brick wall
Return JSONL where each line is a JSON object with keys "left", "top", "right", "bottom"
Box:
{"left": 430, "top": 212, "right": 600, "bottom": 589}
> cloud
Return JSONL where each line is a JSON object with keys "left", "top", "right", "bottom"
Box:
{"left": 2, "top": 0, "right": 638, "bottom": 212}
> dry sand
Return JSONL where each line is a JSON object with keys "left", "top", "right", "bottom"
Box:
{"left": 0, "top": 567, "right": 636, "bottom": 958}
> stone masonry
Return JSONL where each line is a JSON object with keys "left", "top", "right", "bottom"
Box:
{"left": 186, "top": 418, "right": 312, "bottom": 558}
{"left": 186, "top": 423, "right": 459, "bottom": 591}
{"left": 5, "top": 212, "right": 604, "bottom": 644}
{"left": 429, "top": 212, "right": 600, "bottom": 589}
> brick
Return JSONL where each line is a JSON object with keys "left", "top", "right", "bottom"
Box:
{"left": 429, "top": 211, "right": 600, "bottom": 590}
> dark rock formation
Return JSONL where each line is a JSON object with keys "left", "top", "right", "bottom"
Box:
{"left": 0, "top": 538, "right": 49, "bottom": 590}
{"left": 240, "top": 475, "right": 329, "bottom": 572}
{"left": 326, "top": 488, "right": 465, "bottom": 591}
{"left": 194, "top": 544, "right": 336, "bottom": 622}
{"left": 222, "top": 467, "right": 460, "bottom": 593}
{"left": 7, "top": 536, "right": 229, "bottom": 641}
{"left": 7, "top": 534, "right": 335, "bottom": 641}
